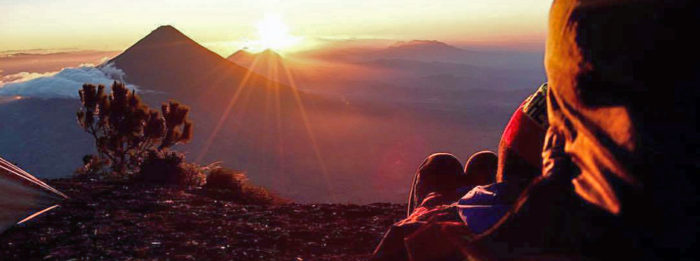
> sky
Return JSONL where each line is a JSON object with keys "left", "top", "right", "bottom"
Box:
{"left": 0, "top": 0, "right": 551, "bottom": 55}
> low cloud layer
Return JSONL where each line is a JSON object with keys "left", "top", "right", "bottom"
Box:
{"left": 0, "top": 71, "right": 55, "bottom": 85}
{"left": 0, "top": 63, "right": 137, "bottom": 99}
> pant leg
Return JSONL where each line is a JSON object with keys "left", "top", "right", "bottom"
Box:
{"left": 463, "top": 151, "right": 498, "bottom": 187}
{"left": 407, "top": 153, "right": 464, "bottom": 217}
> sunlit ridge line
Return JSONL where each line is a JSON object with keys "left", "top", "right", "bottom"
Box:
{"left": 195, "top": 55, "right": 263, "bottom": 163}
{"left": 280, "top": 62, "right": 337, "bottom": 202}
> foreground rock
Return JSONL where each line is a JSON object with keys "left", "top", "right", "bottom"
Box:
{"left": 0, "top": 179, "right": 404, "bottom": 260}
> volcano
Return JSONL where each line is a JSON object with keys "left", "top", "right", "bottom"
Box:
{"left": 106, "top": 26, "right": 275, "bottom": 104}
{"left": 227, "top": 49, "right": 284, "bottom": 66}
{"left": 227, "top": 49, "right": 289, "bottom": 84}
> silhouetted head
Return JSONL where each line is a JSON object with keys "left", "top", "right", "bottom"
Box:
{"left": 546, "top": 0, "right": 699, "bottom": 213}
{"left": 545, "top": 0, "right": 698, "bottom": 254}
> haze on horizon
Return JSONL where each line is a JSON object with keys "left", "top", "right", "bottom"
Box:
{"left": 0, "top": 0, "right": 551, "bottom": 55}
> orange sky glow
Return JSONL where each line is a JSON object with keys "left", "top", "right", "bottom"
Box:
{"left": 0, "top": 0, "right": 551, "bottom": 55}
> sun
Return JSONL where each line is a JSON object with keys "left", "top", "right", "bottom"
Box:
{"left": 255, "top": 14, "right": 300, "bottom": 52}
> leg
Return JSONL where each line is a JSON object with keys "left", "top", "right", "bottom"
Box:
{"left": 463, "top": 150, "right": 498, "bottom": 186}
{"left": 407, "top": 153, "right": 463, "bottom": 217}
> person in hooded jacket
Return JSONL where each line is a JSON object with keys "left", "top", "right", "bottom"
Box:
{"left": 373, "top": 0, "right": 698, "bottom": 260}
{"left": 372, "top": 84, "right": 550, "bottom": 261}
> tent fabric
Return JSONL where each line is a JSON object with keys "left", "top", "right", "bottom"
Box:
{"left": 0, "top": 157, "right": 67, "bottom": 233}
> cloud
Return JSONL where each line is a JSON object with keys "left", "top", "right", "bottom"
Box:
{"left": 0, "top": 71, "right": 57, "bottom": 85}
{"left": 0, "top": 63, "right": 137, "bottom": 99}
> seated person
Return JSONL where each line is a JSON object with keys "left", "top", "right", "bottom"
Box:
{"left": 372, "top": 84, "right": 548, "bottom": 261}
{"left": 376, "top": 1, "right": 697, "bottom": 260}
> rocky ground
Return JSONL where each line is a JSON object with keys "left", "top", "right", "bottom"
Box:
{"left": 0, "top": 179, "right": 404, "bottom": 260}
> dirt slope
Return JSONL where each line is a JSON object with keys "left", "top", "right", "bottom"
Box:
{"left": 0, "top": 179, "right": 404, "bottom": 260}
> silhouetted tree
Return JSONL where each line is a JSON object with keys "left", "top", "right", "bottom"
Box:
{"left": 160, "top": 101, "right": 193, "bottom": 150}
{"left": 77, "top": 81, "right": 192, "bottom": 177}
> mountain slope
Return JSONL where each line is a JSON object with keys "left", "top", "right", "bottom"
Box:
{"left": 0, "top": 178, "right": 404, "bottom": 260}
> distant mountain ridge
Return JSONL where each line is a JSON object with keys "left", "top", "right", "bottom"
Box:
{"left": 291, "top": 39, "right": 544, "bottom": 71}
{"left": 374, "top": 40, "right": 478, "bottom": 64}
{"left": 388, "top": 40, "right": 464, "bottom": 51}
{"left": 227, "top": 49, "right": 284, "bottom": 64}
{"left": 226, "top": 49, "right": 255, "bottom": 64}
{"left": 226, "top": 49, "right": 289, "bottom": 84}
